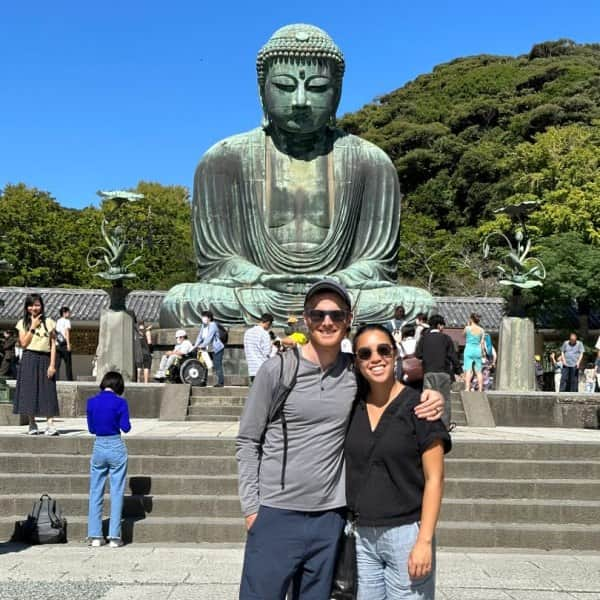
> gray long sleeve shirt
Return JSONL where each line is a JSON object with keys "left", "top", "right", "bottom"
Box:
{"left": 236, "top": 351, "right": 356, "bottom": 516}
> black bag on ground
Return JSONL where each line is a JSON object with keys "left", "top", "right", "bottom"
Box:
{"left": 21, "top": 493, "right": 67, "bottom": 544}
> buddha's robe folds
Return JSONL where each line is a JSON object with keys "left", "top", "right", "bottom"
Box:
{"left": 160, "top": 127, "right": 432, "bottom": 326}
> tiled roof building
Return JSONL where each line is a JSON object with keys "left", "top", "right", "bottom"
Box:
{"left": 0, "top": 287, "right": 508, "bottom": 331}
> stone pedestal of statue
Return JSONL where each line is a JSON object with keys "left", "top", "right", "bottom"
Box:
{"left": 96, "top": 309, "right": 135, "bottom": 383}
{"left": 496, "top": 317, "right": 535, "bottom": 391}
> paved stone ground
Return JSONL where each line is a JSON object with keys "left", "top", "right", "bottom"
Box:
{"left": 0, "top": 543, "right": 599, "bottom": 599}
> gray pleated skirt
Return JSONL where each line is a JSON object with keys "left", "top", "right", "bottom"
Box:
{"left": 13, "top": 350, "right": 59, "bottom": 417}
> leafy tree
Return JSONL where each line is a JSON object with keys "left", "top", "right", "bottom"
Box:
{"left": 96, "top": 181, "right": 195, "bottom": 290}
{"left": 531, "top": 232, "right": 600, "bottom": 330}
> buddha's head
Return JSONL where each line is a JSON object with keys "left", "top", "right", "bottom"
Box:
{"left": 257, "top": 24, "right": 345, "bottom": 135}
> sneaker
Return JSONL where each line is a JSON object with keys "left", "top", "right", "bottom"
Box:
{"left": 213, "top": 383, "right": 224, "bottom": 388}
{"left": 108, "top": 539, "right": 124, "bottom": 548}
{"left": 153, "top": 372, "right": 165, "bottom": 380}
{"left": 447, "top": 422, "right": 457, "bottom": 433}
{"left": 90, "top": 538, "right": 105, "bottom": 547}
{"left": 27, "top": 423, "right": 39, "bottom": 435}
{"left": 44, "top": 428, "right": 59, "bottom": 436}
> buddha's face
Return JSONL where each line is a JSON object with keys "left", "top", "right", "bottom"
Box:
{"left": 263, "top": 59, "right": 339, "bottom": 134}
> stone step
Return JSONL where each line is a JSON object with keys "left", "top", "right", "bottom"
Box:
{"left": 3, "top": 494, "right": 597, "bottom": 526}
{"left": 0, "top": 515, "right": 245, "bottom": 544}
{"left": 2, "top": 472, "right": 597, "bottom": 504}
{"left": 440, "top": 497, "right": 600, "bottom": 525}
{"left": 3, "top": 453, "right": 597, "bottom": 479}
{"left": 1, "top": 436, "right": 599, "bottom": 461}
{"left": 0, "top": 436, "right": 236, "bottom": 456}
{"left": 0, "top": 473, "right": 239, "bottom": 496}
{"left": 186, "top": 415, "right": 239, "bottom": 422}
{"left": 450, "top": 442, "right": 600, "bottom": 461}
{"left": 445, "top": 477, "right": 600, "bottom": 501}
{"left": 436, "top": 521, "right": 600, "bottom": 551}
{"left": 189, "top": 397, "right": 247, "bottom": 407}
{"left": 187, "top": 406, "right": 243, "bottom": 416}
{"left": 190, "top": 386, "right": 249, "bottom": 397}
{"left": 0, "top": 494, "right": 242, "bottom": 519}
{"left": 0, "top": 453, "right": 237, "bottom": 476}
{"left": 445, "top": 458, "right": 600, "bottom": 479}
{"left": 2, "top": 515, "right": 599, "bottom": 549}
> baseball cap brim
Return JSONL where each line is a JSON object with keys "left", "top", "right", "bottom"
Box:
{"left": 304, "top": 279, "right": 352, "bottom": 310}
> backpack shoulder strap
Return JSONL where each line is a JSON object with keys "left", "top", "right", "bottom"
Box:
{"left": 267, "top": 346, "right": 300, "bottom": 490}
{"left": 268, "top": 345, "right": 300, "bottom": 423}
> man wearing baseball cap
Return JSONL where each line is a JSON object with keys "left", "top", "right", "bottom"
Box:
{"left": 153, "top": 329, "right": 194, "bottom": 380}
{"left": 236, "top": 279, "right": 444, "bottom": 599}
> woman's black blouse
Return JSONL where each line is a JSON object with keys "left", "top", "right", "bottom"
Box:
{"left": 344, "top": 386, "right": 451, "bottom": 527}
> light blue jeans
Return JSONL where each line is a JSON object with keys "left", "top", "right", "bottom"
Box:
{"left": 355, "top": 521, "right": 435, "bottom": 599}
{"left": 87, "top": 435, "right": 128, "bottom": 540}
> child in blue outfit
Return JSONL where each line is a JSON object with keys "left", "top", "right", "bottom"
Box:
{"left": 86, "top": 371, "right": 131, "bottom": 547}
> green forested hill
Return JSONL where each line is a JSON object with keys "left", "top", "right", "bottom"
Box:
{"left": 339, "top": 39, "right": 600, "bottom": 305}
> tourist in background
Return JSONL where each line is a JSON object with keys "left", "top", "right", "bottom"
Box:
{"left": 154, "top": 330, "right": 193, "bottom": 380}
{"left": 243, "top": 313, "right": 274, "bottom": 382}
{"left": 415, "top": 312, "right": 430, "bottom": 342}
{"left": 583, "top": 363, "right": 596, "bottom": 393}
{"left": 398, "top": 323, "right": 421, "bottom": 389}
{"left": 535, "top": 355, "right": 544, "bottom": 391}
{"left": 0, "top": 329, "right": 18, "bottom": 378}
{"left": 87, "top": 371, "right": 131, "bottom": 548}
{"left": 385, "top": 305, "right": 407, "bottom": 345}
{"left": 55, "top": 306, "right": 73, "bottom": 381}
{"left": 385, "top": 305, "right": 408, "bottom": 382}
{"left": 13, "top": 293, "right": 59, "bottom": 436}
{"left": 463, "top": 314, "right": 484, "bottom": 392}
{"left": 416, "top": 314, "right": 461, "bottom": 428}
{"left": 194, "top": 311, "right": 225, "bottom": 387}
{"left": 346, "top": 323, "right": 451, "bottom": 600}
{"left": 341, "top": 327, "right": 353, "bottom": 354}
{"left": 134, "top": 320, "right": 153, "bottom": 383}
{"left": 281, "top": 315, "right": 308, "bottom": 349}
{"left": 560, "top": 333, "right": 584, "bottom": 392}
{"left": 550, "top": 350, "right": 563, "bottom": 392}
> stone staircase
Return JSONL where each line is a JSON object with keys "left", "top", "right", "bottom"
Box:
{"left": 0, "top": 435, "right": 599, "bottom": 549}
{"left": 450, "top": 385, "right": 467, "bottom": 426}
{"left": 186, "top": 386, "right": 247, "bottom": 422}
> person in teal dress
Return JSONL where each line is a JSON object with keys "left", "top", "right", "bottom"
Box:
{"left": 463, "top": 314, "right": 484, "bottom": 391}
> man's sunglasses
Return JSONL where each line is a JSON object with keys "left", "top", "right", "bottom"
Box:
{"left": 355, "top": 343, "right": 395, "bottom": 361}
{"left": 305, "top": 309, "right": 349, "bottom": 323}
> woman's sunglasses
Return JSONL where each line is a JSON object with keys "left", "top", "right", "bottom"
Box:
{"left": 355, "top": 343, "right": 394, "bottom": 361}
{"left": 305, "top": 309, "right": 349, "bottom": 323}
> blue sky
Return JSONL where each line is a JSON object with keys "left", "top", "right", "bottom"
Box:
{"left": 1, "top": 1, "right": 598, "bottom": 209}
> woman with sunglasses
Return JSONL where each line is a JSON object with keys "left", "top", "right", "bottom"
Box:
{"left": 345, "top": 323, "right": 451, "bottom": 599}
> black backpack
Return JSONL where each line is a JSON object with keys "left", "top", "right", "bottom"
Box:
{"left": 216, "top": 322, "right": 229, "bottom": 345}
{"left": 21, "top": 494, "right": 67, "bottom": 544}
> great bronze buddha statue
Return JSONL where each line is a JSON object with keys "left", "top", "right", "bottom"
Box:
{"left": 159, "top": 24, "right": 433, "bottom": 326}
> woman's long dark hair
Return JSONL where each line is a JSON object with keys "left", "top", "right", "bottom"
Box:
{"left": 22, "top": 293, "right": 47, "bottom": 331}
{"left": 352, "top": 323, "right": 398, "bottom": 398}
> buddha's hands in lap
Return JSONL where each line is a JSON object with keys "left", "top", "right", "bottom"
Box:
{"left": 414, "top": 389, "right": 444, "bottom": 421}
{"left": 258, "top": 273, "right": 323, "bottom": 294}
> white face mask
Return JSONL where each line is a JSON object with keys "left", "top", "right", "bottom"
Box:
{"left": 201, "top": 317, "right": 209, "bottom": 325}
